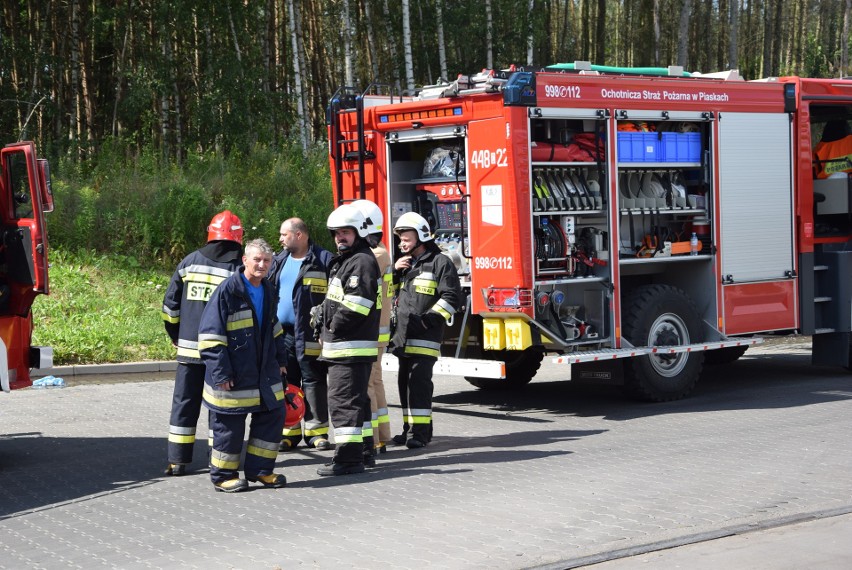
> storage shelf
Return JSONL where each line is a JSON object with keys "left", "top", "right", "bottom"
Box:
{"left": 618, "top": 208, "right": 706, "bottom": 215}
{"left": 406, "top": 176, "right": 466, "bottom": 184}
{"left": 535, "top": 276, "right": 607, "bottom": 286}
{"left": 617, "top": 162, "right": 700, "bottom": 168}
{"left": 620, "top": 254, "right": 712, "bottom": 265}
{"left": 534, "top": 209, "right": 605, "bottom": 216}
{"left": 531, "top": 161, "right": 598, "bottom": 167}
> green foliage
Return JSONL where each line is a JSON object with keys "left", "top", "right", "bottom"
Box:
{"left": 48, "top": 139, "right": 334, "bottom": 268}
{"left": 31, "top": 248, "right": 175, "bottom": 364}
{"left": 33, "top": 138, "right": 335, "bottom": 364}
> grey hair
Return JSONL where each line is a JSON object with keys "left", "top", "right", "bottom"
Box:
{"left": 244, "top": 238, "right": 274, "bottom": 256}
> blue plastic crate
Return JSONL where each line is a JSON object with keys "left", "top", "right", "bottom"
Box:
{"left": 661, "top": 132, "right": 702, "bottom": 162}
{"left": 617, "top": 132, "right": 633, "bottom": 161}
{"left": 618, "top": 132, "right": 660, "bottom": 162}
{"left": 638, "top": 132, "right": 660, "bottom": 161}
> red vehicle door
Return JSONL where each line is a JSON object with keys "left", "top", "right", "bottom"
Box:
{"left": 0, "top": 142, "right": 50, "bottom": 316}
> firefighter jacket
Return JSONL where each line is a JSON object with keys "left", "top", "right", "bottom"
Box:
{"left": 815, "top": 135, "right": 852, "bottom": 178}
{"left": 318, "top": 239, "right": 381, "bottom": 364}
{"left": 268, "top": 241, "right": 332, "bottom": 360}
{"left": 390, "top": 242, "right": 462, "bottom": 360}
{"left": 161, "top": 241, "right": 242, "bottom": 364}
{"left": 198, "top": 268, "right": 287, "bottom": 414}
{"left": 373, "top": 242, "right": 394, "bottom": 346}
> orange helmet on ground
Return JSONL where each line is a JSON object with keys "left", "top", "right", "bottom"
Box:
{"left": 207, "top": 210, "right": 244, "bottom": 243}
{"left": 283, "top": 384, "right": 306, "bottom": 427}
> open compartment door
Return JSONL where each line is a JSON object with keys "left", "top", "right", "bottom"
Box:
{"left": 1, "top": 142, "right": 50, "bottom": 316}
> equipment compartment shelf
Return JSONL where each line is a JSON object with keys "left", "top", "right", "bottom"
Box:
{"left": 619, "top": 255, "right": 713, "bottom": 264}
{"left": 535, "top": 276, "right": 607, "bottom": 286}
{"left": 618, "top": 208, "right": 705, "bottom": 215}
{"left": 406, "top": 176, "right": 466, "bottom": 184}
{"left": 618, "top": 162, "right": 700, "bottom": 168}
{"left": 534, "top": 209, "right": 605, "bottom": 216}
{"left": 531, "top": 161, "right": 598, "bottom": 167}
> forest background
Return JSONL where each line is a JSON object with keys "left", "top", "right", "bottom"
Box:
{"left": 3, "top": 0, "right": 852, "bottom": 363}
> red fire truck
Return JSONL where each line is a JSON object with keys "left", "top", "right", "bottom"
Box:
{"left": 0, "top": 141, "right": 53, "bottom": 392}
{"left": 328, "top": 63, "right": 852, "bottom": 401}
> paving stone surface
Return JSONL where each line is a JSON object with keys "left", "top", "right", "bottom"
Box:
{"left": 2, "top": 340, "right": 852, "bottom": 569}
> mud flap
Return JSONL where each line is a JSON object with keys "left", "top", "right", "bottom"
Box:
{"left": 571, "top": 359, "right": 625, "bottom": 385}
{"left": 812, "top": 331, "right": 851, "bottom": 368}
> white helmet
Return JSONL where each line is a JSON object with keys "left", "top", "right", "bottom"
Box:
{"left": 393, "top": 211, "right": 433, "bottom": 242}
{"left": 327, "top": 204, "right": 369, "bottom": 238}
{"left": 350, "top": 200, "right": 383, "bottom": 235}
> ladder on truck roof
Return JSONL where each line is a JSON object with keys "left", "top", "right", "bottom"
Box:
{"left": 328, "top": 83, "right": 395, "bottom": 203}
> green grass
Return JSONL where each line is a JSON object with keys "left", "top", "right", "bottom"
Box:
{"left": 31, "top": 248, "right": 176, "bottom": 365}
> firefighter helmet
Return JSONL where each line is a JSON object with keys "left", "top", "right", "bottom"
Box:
{"left": 350, "top": 199, "right": 383, "bottom": 235}
{"left": 393, "top": 211, "right": 433, "bottom": 242}
{"left": 326, "top": 204, "right": 370, "bottom": 238}
{"left": 207, "top": 210, "right": 244, "bottom": 244}
{"left": 283, "top": 384, "right": 306, "bottom": 428}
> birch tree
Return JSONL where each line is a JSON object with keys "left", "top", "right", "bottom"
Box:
{"left": 436, "top": 0, "right": 447, "bottom": 81}
{"left": 342, "top": 0, "right": 354, "bottom": 86}
{"left": 486, "top": 0, "right": 493, "bottom": 69}
{"left": 526, "top": 0, "right": 535, "bottom": 66}
{"left": 402, "top": 0, "right": 414, "bottom": 93}
{"left": 843, "top": 0, "right": 851, "bottom": 77}
{"left": 287, "top": 0, "right": 309, "bottom": 151}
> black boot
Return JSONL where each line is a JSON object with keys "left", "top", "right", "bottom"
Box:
{"left": 392, "top": 424, "right": 409, "bottom": 445}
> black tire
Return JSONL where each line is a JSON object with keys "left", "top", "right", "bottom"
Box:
{"left": 622, "top": 285, "right": 704, "bottom": 402}
{"left": 703, "top": 345, "right": 748, "bottom": 365}
{"left": 464, "top": 347, "right": 544, "bottom": 390}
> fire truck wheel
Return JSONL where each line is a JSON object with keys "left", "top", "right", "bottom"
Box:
{"left": 622, "top": 285, "right": 704, "bottom": 402}
{"left": 464, "top": 347, "right": 544, "bottom": 390}
{"left": 703, "top": 345, "right": 748, "bottom": 365}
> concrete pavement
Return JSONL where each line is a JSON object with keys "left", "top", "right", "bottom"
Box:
{"left": 5, "top": 339, "right": 852, "bottom": 569}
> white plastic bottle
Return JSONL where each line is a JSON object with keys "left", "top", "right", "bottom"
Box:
{"left": 690, "top": 232, "right": 699, "bottom": 256}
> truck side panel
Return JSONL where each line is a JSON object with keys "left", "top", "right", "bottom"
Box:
{"left": 467, "top": 113, "right": 532, "bottom": 316}
{"left": 718, "top": 112, "right": 798, "bottom": 334}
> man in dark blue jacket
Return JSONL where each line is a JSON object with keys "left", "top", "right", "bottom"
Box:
{"left": 268, "top": 217, "right": 333, "bottom": 451}
{"left": 198, "top": 238, "right": 288, "bottom": 493}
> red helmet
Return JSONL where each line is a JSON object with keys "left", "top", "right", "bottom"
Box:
{"left": 283, "top": 384, "right": 306, "bottom": 428}
{"left": 207, "top": 210, "right": 244, "bottom": 243}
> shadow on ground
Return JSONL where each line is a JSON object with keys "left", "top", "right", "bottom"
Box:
{"left": 432, "top": 351, "right": 852, "bottom": 422}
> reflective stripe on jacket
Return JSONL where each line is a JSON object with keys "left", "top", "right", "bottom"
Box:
{"left": 373, "top": 243, "right": 394, "bottom": 346}
{"left": 390, "top": 243, "right": 462, "bottom": 360}
{"left": 198, "top": 268, "right": 287, "bottom": 414}
{"left": 162, "top": 249, "right": 240, "bottom": 364}
{"left": 815, "top": 135, "right": 852, "bottom": 178}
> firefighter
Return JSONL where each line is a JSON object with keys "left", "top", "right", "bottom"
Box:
{"left": 351, "top": 200, "right": 393, "bottom": 457}
{"left": 268, "top": 217, "right": 333, "bottom": 451}
{"left": 161, "top": 210, "right": 243, "bottom": 476}
{"left": 390, "top": 212, "right": 462, "bottom": 449}
{"left": 316, "top": 204, "right": 380, "bottom": 476}
{"left": 198, "top": 238, "right": 288, "bottom": 493}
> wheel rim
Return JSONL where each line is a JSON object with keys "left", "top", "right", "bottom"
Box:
{"left": 646, "top": 312, "right": 691, "bottom": 377}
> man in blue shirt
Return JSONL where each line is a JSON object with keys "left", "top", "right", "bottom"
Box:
{"left": 268, "top": 218, "right": 333, "bottom": 451}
